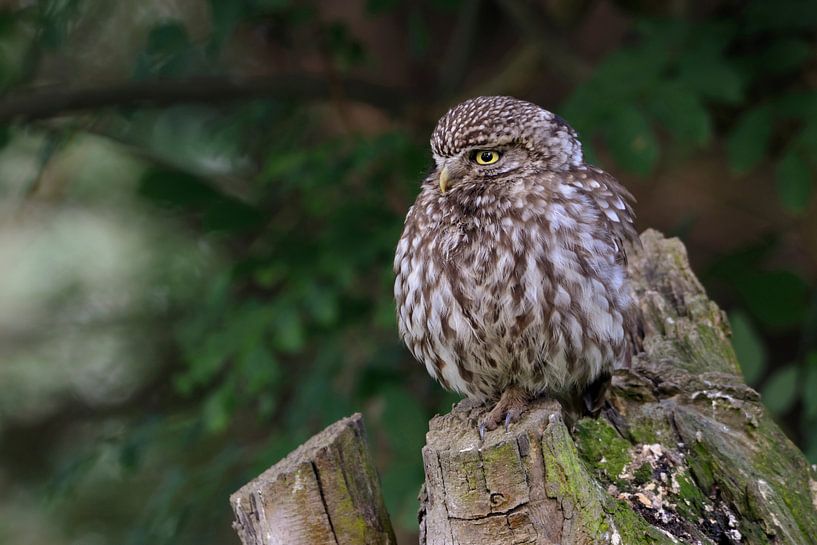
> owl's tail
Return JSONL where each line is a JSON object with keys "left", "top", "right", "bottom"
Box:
{"left": 559, "top": 370, "right": 611, "bottom": 429}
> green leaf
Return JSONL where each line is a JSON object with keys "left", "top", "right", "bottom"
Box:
{"left": 743, "top": 0, "right": 817, "bottom": 33}
{"left": 303, "top": 283, "right": 339, "bottom": 326}
{"left": 761, "top": 364, "right": 799, "bottom": 415}
{"left": 133, "top": 21, "right": 199, "bottom": 78}
{"left": 0, "top": 125, "right": 9, "bottom": 149}
{"left": 238, "top": 344, "right": 280, "bottom": 395}
{"left": 207, "top": 0, "right": 248, "bottom": 52}
{"left": 773, "top": 91, "right": 817, "bottom": 119}
{"left": 803, "top": 353, "right": 817, "bottom": 418}
{"left": 775, "top": 149, "right": 813, "bottom": 214}
{"left": 706, "top": 236, "right": 775, "bottom": 280}
{"left": 136, "top": 168, "right": 202, "bottom": 206}
{"left": 806, "top": 431, "right": 817, "bottom": 464}
{"left": 254, "top": 0, "right": 293, "bottom": 10}
{"left": 729, "top": 309, "right": 766, "bottom": 385}
{"left": 678, "top": 53, "right": 742, "bottom": 104}
{"left": 0, "top": 12, "right": 35, "bottom": 90}
{"left": 408, "top": 9, "right": 429, "bottom": 58}
{"left": 649, "top": 84, "right": 712, "bottom": 147}
{"left": 203, "top": 382, "right": 236, "bottom": 433}
{"left": 561, "top": 87, "right": 607, "bottom": 136}
{"left": 429, "top": 0, "right": 462, "bottom": 9}
{"left": 272, "top": 304, "right": 305, "bottom": 353}
{"left": 727, "top": 105, "right": 774, "bottom": 174}
{"left": 174, "top": 328, "right": 233, "bottom": 394}
{"left": 591, "top": 48, "right": 668, "bottom": 101}
{"left": 379, "top": 386, "right": 428, "bottom": 528}
{"left": 138, "top": 168, "right": 264, "bottom": 233}
{"left": 754, "top": 38, "right": 813, "bottom": 76}
{"left": 145, "top": 21, "right": 190, "bottom": 52}
{"left": 366, "top": 0, "right": 400, "bottom": 14}
{"left": 795, "top": 121, "right": 817, "bottom": 157}
{"left": 381, "top": 386, "right": 427, "bottom": 453}
{"left": 605, "top": 106, "right": 659, "bottom": 175}
{"left": 734, "top": 270, "right": 810, "bottom": 331}
{"left": 36, "top": 0, "right": 82, "bottom": 49}
{"left": 324, "top": 22, "right": 365, "bottom": 70}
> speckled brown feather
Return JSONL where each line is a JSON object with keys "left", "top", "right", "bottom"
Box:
{"left": 394, "top": 96, "right": 639, "bottom": 424}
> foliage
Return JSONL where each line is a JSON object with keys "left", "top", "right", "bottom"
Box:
{"left": 0, "top": 1, "right": 815, "bottom": 544}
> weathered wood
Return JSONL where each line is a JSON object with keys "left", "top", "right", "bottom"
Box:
{"left": 230, "top": 413, "right": 396, "bottom": 545}
{"left": 419, "top": 229, "right": 817, "bottom": 544}
{"left": 232, "top": 229, "right": 817, "bottom": 544}
{"left": 419, "top": 397, "right": 670, "bottom": 544}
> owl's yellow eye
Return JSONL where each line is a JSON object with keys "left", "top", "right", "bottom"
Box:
{"left": 473, "top": 150, "right": 501, "bottom": 165}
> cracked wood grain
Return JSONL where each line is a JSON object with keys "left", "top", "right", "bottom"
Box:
{"left": 230, "top": 414, "right": 396, "bottom": 545}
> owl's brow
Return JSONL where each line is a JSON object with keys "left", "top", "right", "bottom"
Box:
{"left": 464, "top": 142, "right": 512, "bottom": 152}
{"left": 459, "top": 132, "right": 519, "bottom": 151}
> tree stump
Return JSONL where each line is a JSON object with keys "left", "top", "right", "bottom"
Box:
{"left": 232, "top": 230, "right": 817, "bottom": 545}
{"left": 230, "top": 413, "right": 396, "bottom": 545}
{"left": 420, "top": 397, "right": 658, "bottom": 544}
{"left": 418, "top": 229, "right": 817, "bottom": 544}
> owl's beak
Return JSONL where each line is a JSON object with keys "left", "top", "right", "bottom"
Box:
{"left": 439, "top": 166, "right": 450, "bottom": 194}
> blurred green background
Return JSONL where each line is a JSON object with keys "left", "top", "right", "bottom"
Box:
{"left": 1, "top": 1, "right": 816, "bottom": 543}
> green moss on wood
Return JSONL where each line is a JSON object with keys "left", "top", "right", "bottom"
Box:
{"left": 601, "top": 499, "right": 678, "bottom": 545}
{"left": 542, "top": 416, "right": 678, "bottom": 544}
{"left": 675, "top": 405, "right": 817, "bottom": 544}
{"left": 574, "top": 417, "right": 631, "bottom": 484}
{"left": 633, "top": 462, "right": 652, "bottom": 486}
{"left": 624, "top": 403, "right": 675, "bottom": 446}
{"left": 673, "top": 470, "right": 707, "bottom": 521}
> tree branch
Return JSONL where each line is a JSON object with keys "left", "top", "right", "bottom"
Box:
{"left": 0, "top": 74, "right": 409, "bottom": 123}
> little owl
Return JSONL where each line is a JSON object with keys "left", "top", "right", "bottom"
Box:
{"left": 394, "top": 96, "right": 639, "bottom": 435}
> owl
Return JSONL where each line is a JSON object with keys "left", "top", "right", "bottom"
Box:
{"left": 393, "top": 96, "right": 639, "bottom": 435}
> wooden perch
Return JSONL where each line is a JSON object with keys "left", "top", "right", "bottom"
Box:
{"left": 420, "top": 397, "right": 630, "bottom": 544}
{"left": 232, "top": 230, "right": 817, "bottom": 544}
{"left": 419, "top": 229, "right": 817, "bottom": 544}
{"left": 230, "top": 414, "right": 396, "bottom": 545}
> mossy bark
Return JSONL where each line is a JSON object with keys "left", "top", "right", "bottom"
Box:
{"left": 419, "top": 230, "right": 817, "bottom": 544}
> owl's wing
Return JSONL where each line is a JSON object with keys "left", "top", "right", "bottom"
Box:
{"left": 598, "top": 168, "right": 643, "bottom": 358}
{"left": 567, "top": 166, "right": 644, "bottom": 366}
{"left": 556, "top": 168, "right": 643, "bottom": 423}
{"left": 573, "top": 166, "right": 639, "bottom": 266}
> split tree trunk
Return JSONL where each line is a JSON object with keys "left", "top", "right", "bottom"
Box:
{"left": 231, "top": 230, "right": 817, "bottom": 545}
{"left": 230, "top": 414, "right": 396, "bottom": 545}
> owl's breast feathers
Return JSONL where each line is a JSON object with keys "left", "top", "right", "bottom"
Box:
{"left": 394, "top": 165, "right": 638, "bottom": 402}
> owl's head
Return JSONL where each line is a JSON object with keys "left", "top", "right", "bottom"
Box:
{"left": 429, "top": 96, "right": 582, "bottom": 193}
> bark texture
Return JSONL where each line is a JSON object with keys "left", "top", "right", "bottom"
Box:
{"left": 230, "top": 413, "right": 396, "bottom": 545}
{"left": 419, "top": 229, "right": 817, "bottom": 544}
{"left": 231, "top": 230, "right": 817, "bottom": 544}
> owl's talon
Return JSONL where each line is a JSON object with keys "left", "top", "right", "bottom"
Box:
{"left": 478, "top": 386, "right": 528, "bottom": 436}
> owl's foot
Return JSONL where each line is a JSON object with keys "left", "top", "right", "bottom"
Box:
{"left": 478, "top": 386, "right": 528, "bottom": 440}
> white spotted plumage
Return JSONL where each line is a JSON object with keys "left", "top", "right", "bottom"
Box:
{"left": 394, "top": 96, "right": 639, "bottom": 415}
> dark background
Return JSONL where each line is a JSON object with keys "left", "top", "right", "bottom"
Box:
{"left": 0, "top": 1, "right": 815, "bottom": 543}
